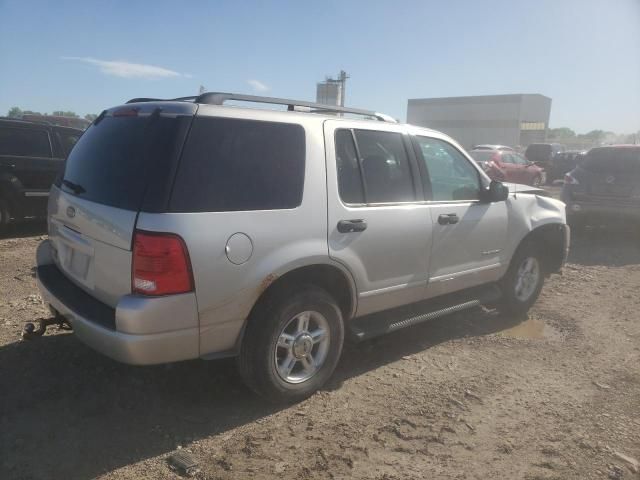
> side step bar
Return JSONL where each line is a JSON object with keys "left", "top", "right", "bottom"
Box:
{"left": 348, "top": 284, "right": 502, "bottom": 342}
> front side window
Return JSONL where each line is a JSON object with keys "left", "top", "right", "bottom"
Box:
{"left": 0, "top": 127, "right": 51, "bottom": 157}
{"left": 414, "top": 136, "right": 481, "bottom": 201}
{"left": 171, "top": 117, "right": 305, "bottom": 212}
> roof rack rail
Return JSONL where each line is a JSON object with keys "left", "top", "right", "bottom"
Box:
{"left": 126, "top": 92, "right": 396, "bottom": 123}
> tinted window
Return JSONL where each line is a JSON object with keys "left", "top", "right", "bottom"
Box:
{"left": 0, "top": 127, "right": 51, "bottom": 157}
{"left": 414, "top": 136, "right": 480, "bottom": 201}
{"left": 335, "top": 130, "right": 365, "bottom": 204}
{"left": 353, "top": 130, "right": 415, "bottom": 203}
{"left": 62, "top": 115, "right": 188, "bottom": 210}
{"left": 56, "top": 131, "right": 81, "bottom": 157}
{"left": 581, "top": 148, "right": 640, "bottom": 174}
{"left": 501, "top": 154, "right": 515, "bottom": 164}
{"left": 171, "top": 117, "right": 305, "bottom": 212}
{"left": 526, "top": 144, "right": 552, "bottom": 162}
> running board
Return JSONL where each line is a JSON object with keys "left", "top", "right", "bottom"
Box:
{"left": 348, "top": 284, "right": 502, "bottom": 342}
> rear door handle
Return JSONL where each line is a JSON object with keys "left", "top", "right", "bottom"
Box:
{"left": 438, "top": 214, "right": 459, "bottom": 225}
{"left": 337, "top": 219, "right": 367, "bottom": 233}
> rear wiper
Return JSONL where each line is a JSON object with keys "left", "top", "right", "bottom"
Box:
{"left": 61, "top": 179, "right": 86, "bottom": 195}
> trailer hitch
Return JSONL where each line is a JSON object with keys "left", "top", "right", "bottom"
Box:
{"left": 22, "top": 316, "right": 72, "bottom": 340}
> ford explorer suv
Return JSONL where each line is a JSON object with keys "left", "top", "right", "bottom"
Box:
{"left": 562, "top": 145, "right": 640, "bottom": 230}
{"left": 35, "top": 93, "right": 569, "bottom": 402}
{"left": 0, "top": 117, "right": 82, "bottom": 230}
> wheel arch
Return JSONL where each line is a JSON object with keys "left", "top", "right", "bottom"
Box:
{"left": 234, "top": 262, "right": 357, "bottom": 350}
{"left": 513, "top": 222, "right": 569, "bottom": 274}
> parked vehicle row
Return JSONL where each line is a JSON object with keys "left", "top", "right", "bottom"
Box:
{"left": 0, "top": 117, "right": 82, "bottom": 230}
{"left": 34, "top": 93, "right": 569, "bottom": 402}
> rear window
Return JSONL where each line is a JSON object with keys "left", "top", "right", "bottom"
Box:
{"left": 170, "top": 117, "right": 305, "bottom": 212}
{"left": 61, "top": 114, "right": 189, "bottom": 211}
{"left": 0, "top": 127, "right": 51, "bottom": 157}
{"left": 56, "top": 130, "right": 81, "bottom": 158}
{"left": 581, "top": 148, "right": 640, "bottom": 174}
{"left": 469, "top": 151, "right": 495, "bottom": 162}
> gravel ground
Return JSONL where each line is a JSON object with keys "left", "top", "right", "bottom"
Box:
{"left": 1, "top": 216, "right": 639, "bottom": 480}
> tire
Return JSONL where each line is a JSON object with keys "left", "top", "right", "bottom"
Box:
{"left": 499, "top": 243, "right": 545, "bottom": 316}
{"left": 0, "top": 198, "right": 11, "bottom": 233}
{"left": 237, "top": 285, "right": 344, "bottom": 403}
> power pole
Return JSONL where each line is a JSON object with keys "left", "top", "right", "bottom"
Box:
{"left": 338, "top": 70, "right": 349, "bottom": 107}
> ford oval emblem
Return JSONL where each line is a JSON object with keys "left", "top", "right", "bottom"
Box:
{"left": 606, "top": 175, "right": 615, "bottom": 184}
{"left": 66, "top": 206, "right": 76, "bottom": 218}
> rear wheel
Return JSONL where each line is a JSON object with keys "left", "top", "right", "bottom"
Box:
{"left": 499, "top": 243, "right": 545, "bottom": 316}
{"left": 237, "top": 285, "right": 344, "bottom": 403}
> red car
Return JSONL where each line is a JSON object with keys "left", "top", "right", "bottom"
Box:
{"left": 469, "top": 149, "right": 545, "bottom": 187}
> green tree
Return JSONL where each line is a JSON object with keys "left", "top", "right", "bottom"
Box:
{"left": 548, "top": 127, "right": 575, "bottom": 139}
{"left": 84, "top": 113, "right": 98, "bottom": 122}
{"left": 7, "top": 107, "right": 22, "bottom": 118}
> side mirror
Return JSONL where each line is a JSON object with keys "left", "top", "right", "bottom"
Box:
{"left": 484, "top": 180, "right": 509, "bottom": 202}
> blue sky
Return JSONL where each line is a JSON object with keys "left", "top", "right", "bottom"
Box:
{"left": 0, "top": 0, "right": 638, "bottom": 133}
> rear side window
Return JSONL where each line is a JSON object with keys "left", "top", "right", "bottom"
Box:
{"left": 170, "top": 117, "right": 305, "bottom": 212}
{"left": 355, "top": 130, "right": 415, "bottom": 203}
{"left": 62, "top": 115, "right": 188, "bottom": 211}
{"left": 0, "top": 127, "right": 51, "bottom": 157}
{"left": 56, "top": 131, "right": 81, "bottom": 158}
{"left": 469, "top": 151, "right": 495, "bottom": 163}
{"left": 335, "top": 130, "right": 365, "bottom": 204}
{"left": 582, "top": 148, "right": 640, "bottom": 174}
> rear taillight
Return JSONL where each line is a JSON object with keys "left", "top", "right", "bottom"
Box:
{"left": 132, "top": 231, "right": 194, "bottom": 296}
{"left": 564, "top": 173, "right": 579, "bottom": 185}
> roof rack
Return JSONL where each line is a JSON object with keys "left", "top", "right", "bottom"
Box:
{"left": 126, "top": 92, "right": 396, "bottom": 123}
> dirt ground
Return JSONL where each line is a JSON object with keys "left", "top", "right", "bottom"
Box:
{"left": 1, "top": 214, "right": 639, "bottom": 479}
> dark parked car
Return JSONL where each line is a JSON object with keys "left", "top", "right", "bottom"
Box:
{"left": 0, "top": 118, "right": 82, "bottom": 230}
{"left": 469, "top": 149, "right": 545, "bottom": 186}
{"left": 562, "top": 145, "right": 640, "bottom": 229}
{"left": 546, "top": 150, "right": 586, "bottom": 183}
{"left": 525, "top": 143, "right": 566, "bottom": 180}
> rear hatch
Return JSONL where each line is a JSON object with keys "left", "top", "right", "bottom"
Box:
{"left": 47, "top": 102, "right": 196, "bottom": 307}
{"left": 575, "top": 147, "right": 640, "bottom": 202}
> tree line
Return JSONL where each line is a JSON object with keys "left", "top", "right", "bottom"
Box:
{"left": 7, "top": 107, "right": 97, "bottom": 122}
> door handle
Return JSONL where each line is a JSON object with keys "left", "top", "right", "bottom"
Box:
{"left": 438, "top": 214, "right": 459, "bottom": 225}
{"left": 337, "top": 219, "right": 367, "bottom": 233}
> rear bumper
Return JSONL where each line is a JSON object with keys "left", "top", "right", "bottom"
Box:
{"left": 36, "top": 240, "right": 199, "bottom": 365}
{"left": 561, "top": 188, "right": 640, "bottom": 223}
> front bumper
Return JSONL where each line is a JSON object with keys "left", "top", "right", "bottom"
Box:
{"left": 35, "top": 241, "right": 199, "bottom": 365}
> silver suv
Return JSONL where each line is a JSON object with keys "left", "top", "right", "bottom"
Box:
{"left": 36, "top": 93, "right": 569, "bottom": 401}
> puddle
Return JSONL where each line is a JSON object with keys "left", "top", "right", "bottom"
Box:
{"left": 499, "top": 317, "right": 561, "bottom": 340}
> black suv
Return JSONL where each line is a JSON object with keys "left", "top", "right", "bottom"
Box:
{"left": 0, "top": 118, "right": 82, "bottom": 229}
{"left": 562, "top": 145, "right": 640, "bottom": 229}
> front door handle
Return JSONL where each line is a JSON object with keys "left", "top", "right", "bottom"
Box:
{"left": 438, "top": 213, "right": 459, "bottom": 225}
{"left": 337, "top": 219, "right": 367, "bottom": 233}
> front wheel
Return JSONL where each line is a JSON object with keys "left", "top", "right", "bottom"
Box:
{"left": 499, "top": 245, "right": 545, "bottom": 316}
{"left": 237, "top": 285, "right": 344, "bottom": 403}
{"left": 532, "top": 175, "right": 542, "bottom": 187}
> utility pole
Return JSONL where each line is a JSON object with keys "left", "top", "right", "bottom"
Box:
{"left": 337, "top": 70, "right": 349, "bottom": 107}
